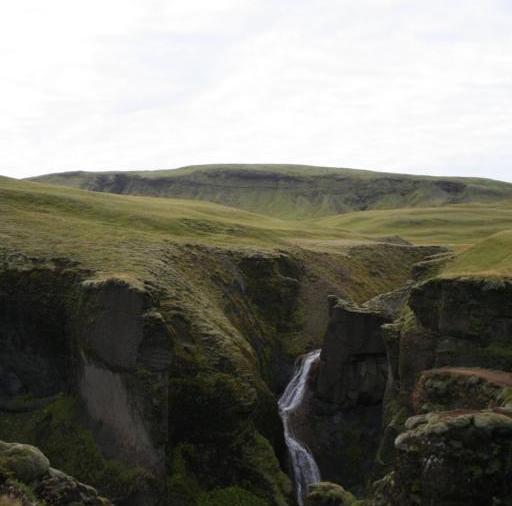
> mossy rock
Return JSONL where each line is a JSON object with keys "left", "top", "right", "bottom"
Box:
{"left": 167, "top": 431, "right": 291, "bottom": 506}
{"left": 388, "top": 410, "right": 512, "bottom": 505}
{"left": 0, "top": 443, "right": 49, "bottom": 484}
{"left": 198, "top": 486, "right": 269, "bottom": 506}
{"left": 306, "top": 482, "right": 359, "bottom": 506}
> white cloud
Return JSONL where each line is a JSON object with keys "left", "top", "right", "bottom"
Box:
{"left": 0, "top": 0, "right": 511, "bottom": 181}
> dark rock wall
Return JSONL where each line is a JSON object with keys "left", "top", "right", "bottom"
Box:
{"left": 316, "top": 297, "right": 390, "bottom": 409}
{"left": 370, "top": 275, "right": 512, "bottom": 505}
{"left": 304, "top": 288, "right": 413, "bottom": 494}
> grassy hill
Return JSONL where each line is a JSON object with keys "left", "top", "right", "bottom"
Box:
{"left": 5, "top": 174, "right": 512, "bottom": 279}
{"left": 0, "top": 175, "right": 369, "bottom": 277}
{"left": 441, "top": 230, "right": 512, "bottom": 278}
{"left": 315, "top": 202, "right": 512, "bottom": 247}
{"left": 29, "top": 164, "right": 512, "bottom": 219}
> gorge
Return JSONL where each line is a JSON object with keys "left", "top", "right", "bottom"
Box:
{"left": 1, "top": 165, "right": 512, "bottom": 506}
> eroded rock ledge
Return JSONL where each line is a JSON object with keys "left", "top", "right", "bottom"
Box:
{"left": 371, "top": 409, "right": 512, "bottom": 505}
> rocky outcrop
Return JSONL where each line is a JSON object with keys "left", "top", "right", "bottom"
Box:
{"left": 376, "top": 276, "right": 512, "bottom": 466}
{"left": 0, "top": 440, "right": 110, "bottom": 506}
{"left": 316, "top": 286, "right": 410, "bottom": 409}
{"left": 412, "top": 367, "right": 512, "bottom": 414}
{"left": 409, "top": 277, "right": 512, "bottom": 368}
{"left": 371, "top": 410, "right": 512, "bottom": 505}
{"left": 305, "top": 482, "right": 358, "bottom": 506}
{"left": 297, "top": 287, "right": 411, "bottom": 493}
{"left": 370, "top": 273, "right": 512, "bottom": 505}
{"left": 0, "top": 252, "right": 296, "bottom": 506}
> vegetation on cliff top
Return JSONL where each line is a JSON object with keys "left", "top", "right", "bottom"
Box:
{"left": 3, "top": 174, "right": 512, "bottom": 279}
{"left": 0, "top": 176, "right": 362, "bottom": 276}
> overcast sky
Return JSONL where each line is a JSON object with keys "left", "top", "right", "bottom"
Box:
{"left": 1, "top": 1, "right": 511, "bottom": 181}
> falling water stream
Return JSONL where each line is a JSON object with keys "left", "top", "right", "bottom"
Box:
{"left": 278, "top": 349, "right": 322, "bottom": 506}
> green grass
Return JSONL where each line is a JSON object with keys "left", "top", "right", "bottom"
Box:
{"left": 315, "top": 203, "right": 512, "bottom": 248}
{"left": 441, "top": 230, "right": 512, "bottom": 278}
{"left": 3, "top": 175, "right": 512, "bottom": 281}
{"left": 29, "top": 164, "right": 512, "bottom": 219}
{"left": 0, "top": 176, "right": 367, "bottom": 277}
{"left": 30, "top": 163, "right": 511, "bottom": 184}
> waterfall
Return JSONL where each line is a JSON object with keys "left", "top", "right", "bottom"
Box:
{"left": 278, "top": 349, "right": 321, "bottom": 506}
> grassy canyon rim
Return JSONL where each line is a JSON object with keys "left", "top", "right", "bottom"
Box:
{"left": 2, "top": 163, "right": 512, "bottom": 279}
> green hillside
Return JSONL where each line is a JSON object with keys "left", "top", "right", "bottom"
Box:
{"left": 0, "top": 176, "right": 365, "bottom": 277}
{"left": 5, "top": 174, "right": 512, "bottom": 278}
{"left": 442, "top": 230, "right": 512, "bottom": 278}
{"left": 29, "top": 164, "right": 512, "bottom": 219}
{"left": 315, "top": 203, "right": 512, "bottom": 247}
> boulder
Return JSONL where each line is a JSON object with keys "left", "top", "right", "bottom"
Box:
{"left": 0, "top": 442, "right": 49, "bottom": 484}
{"left": 306, "top": 482, "right": 358, "bottom": 506}
{"left": 0, "top": 441, "right": 111, "bottom": 506}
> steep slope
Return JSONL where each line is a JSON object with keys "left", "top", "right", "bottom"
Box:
{"left": 29, "top": 164, "right": 512, "bottom": 219}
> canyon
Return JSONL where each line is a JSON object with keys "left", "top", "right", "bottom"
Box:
{"left": 1, "top": 166, "right": 512, "bottom": 505}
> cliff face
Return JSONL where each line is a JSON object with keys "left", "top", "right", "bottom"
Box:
{"left": 302, "top": 286, "right": 411, "bottom": 493}
{"left": 0, "top": 262, "right": 170, "bottom": 504}
{"left": 315, "top": 286, "right": 411, "bottom": 409}
{"left": 310, "top": 264, "right": 512, "bottom": 505}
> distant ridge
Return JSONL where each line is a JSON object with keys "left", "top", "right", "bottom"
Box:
{"left": 29, "top": 164, "right": 512, "bottom": 219}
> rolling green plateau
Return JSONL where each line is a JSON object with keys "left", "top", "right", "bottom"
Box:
{"left": 1, "top": 166, "right": 512, "bottom": 506}
{"left": 29, "top": 164, "right": 512, "bottom": 219}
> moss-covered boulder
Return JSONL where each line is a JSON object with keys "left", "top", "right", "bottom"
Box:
{"left": 371, "top": 410, "right": 512, "bottom": 505}
{"left": 0, "top": 442, "right": 49, "bottom": 484}
{"left": 306, "top": 482, "right": 358, "bottom": 506}
{"left": 0, "top": 440, "right": 110, "bottom": 506}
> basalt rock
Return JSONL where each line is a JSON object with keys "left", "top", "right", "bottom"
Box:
{"left": 305, "top": 482, "right": 358, "bottom": 506}
{"left": 378, "top": 276, "right": 512, "bottom": 463}
{"left": 370, "top": 410, "right": 512, "bottom": 506}
{"left": 409, "top": 276, "right": 512, "bottom": 354}
{"left": 411, "top": 367, "right": 512, "bottom": 414}
{"left": 303, "top": 287, "right": 411, "bottom": 493}
{"left": 374, "top": 273, "right": 512, "bottom": 505}
{"left": 315, "top": 288, "right": 409, "bottom": 409}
